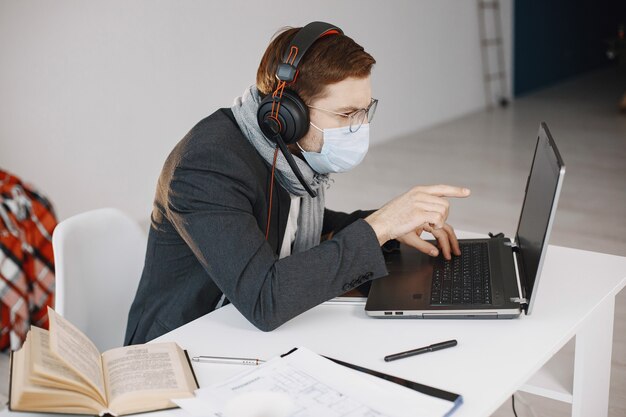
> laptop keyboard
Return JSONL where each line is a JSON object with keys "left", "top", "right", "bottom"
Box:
{"left": 430, "top": 242, "right": 492, "bottom": 305}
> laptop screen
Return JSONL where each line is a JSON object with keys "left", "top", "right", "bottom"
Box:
{"left": 515, "top": 123, "right": 565, "bottom": 309}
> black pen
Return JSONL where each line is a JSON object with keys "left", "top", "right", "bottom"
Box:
{"left": 384, "top": 339, "right": 458, "bottom": 362}
{"left": 191, "top": 355, "right": 265, "bottom": 365}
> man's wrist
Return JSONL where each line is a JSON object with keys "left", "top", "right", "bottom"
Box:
{"left": 364, "top": 215, "right": 390, "bottom": 246}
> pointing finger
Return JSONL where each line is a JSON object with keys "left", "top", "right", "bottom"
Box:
{"left": 414, "top": 184, "right": 471, "bottom": 198}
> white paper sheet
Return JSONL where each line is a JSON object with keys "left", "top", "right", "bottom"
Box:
{"left": 173, "top": 347, "right": 460, "bottom": 417}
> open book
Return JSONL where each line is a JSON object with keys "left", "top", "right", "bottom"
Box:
{"left": 9, "top": 307, "right": 198, "bottom": 416}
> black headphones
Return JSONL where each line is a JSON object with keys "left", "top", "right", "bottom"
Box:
{"left": 257, "top": 21, "right": 343, "bottom": 198}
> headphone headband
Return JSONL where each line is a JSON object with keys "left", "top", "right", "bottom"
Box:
{"left": 276, "top": 22, "right": 343, "bottom": 82}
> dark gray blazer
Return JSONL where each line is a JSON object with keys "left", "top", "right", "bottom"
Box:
{"left": 124, "top": 109, "right": 388, "bottom": 345}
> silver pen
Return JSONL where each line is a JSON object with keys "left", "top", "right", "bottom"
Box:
{"left": 191, "top": 355, "right": 265, "bottom": 366}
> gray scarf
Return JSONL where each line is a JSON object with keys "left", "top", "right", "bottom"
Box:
{"left": 231, "top": 85, "right": 329, "bottom": 253}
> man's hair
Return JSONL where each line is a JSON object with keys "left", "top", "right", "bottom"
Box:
{"left": 256, "top": 26, "right": 376, "bottom": 104}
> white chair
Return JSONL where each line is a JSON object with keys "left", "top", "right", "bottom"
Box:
{"left": 52, "top": 208, "right": 147, "bottom": 352}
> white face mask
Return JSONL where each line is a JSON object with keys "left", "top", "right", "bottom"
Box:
{"left": 297, "top": 122, "right": 370, "bottom": 174}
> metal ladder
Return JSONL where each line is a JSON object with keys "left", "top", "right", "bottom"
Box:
{"left": 477, "top": 0, "right": 509, "bottom": 108}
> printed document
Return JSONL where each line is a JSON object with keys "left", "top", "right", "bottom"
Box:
{"left": 174, "top": 347, "right": 460, "bottom": 417}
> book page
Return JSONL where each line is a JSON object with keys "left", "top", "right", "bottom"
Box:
{"left": 30, "top": 326, "right": 84, "bottom": 384}
{"left": 28, "top": 326, "right": 104, "bottom": 404}
{"left": 103, "top": 342, "right": 196, "bottom": 414}
{"left": 10, "top": 332, "right": 105, "bottom": 415}
{"left": 47, "top": 307, "right": 106, "bottom": 401}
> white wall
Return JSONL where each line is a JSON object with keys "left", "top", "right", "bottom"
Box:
{"left": 0, "top": 0, "right": 512, "bottom": 222}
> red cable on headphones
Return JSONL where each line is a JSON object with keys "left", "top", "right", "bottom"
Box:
{"left": 261, "top": 23, "right": 343, "bottom": 242}
{"left": 265, "top": 147, "right": 280, "bottom": 240}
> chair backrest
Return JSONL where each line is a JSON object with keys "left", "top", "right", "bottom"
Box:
{"left": 52, "top": 208, "right": 147, "bottom": 352}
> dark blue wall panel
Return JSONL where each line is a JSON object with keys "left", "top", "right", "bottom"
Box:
{"left": 514, "top": 0, "right": 625, "bottom": 97}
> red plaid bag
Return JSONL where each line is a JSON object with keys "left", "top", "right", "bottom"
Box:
{"left": 0, "top": 169, "right": 57, "bottom": 351}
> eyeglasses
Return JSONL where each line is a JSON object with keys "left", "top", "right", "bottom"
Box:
{"left": 308, "top": 98, "right": 378, "bottom": 133}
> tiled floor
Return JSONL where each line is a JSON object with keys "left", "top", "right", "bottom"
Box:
{"left": 1, "top": 67, "right": 624, "bottom": 416}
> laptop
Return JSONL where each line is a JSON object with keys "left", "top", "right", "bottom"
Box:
{"left": 365, "top": 123, "right": 565, "bottom": 319}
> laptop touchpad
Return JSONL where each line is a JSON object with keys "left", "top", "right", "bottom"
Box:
{"left": 375, "top": 253, "right": 433, "bottom": 309}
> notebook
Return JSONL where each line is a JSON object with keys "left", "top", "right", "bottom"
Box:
{"left": 365, "top": 122, "right": 565, "bottom": 319}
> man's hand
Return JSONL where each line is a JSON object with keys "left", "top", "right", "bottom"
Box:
{"left": 365, "top": 184, "right": 470, "bottom": 259}
{"left": 395, "top": 223, "right": 460, "bottom": 260}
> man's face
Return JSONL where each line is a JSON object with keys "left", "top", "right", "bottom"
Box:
{"left": 295, "top": 76, "right": 372, "bottom": 154}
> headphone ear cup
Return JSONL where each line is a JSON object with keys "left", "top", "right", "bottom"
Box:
{"left": 257, "top": 95, "right": 279, "bottom": 139}
{"left": 256, "top": 89, "right": 309, "bottom": 145}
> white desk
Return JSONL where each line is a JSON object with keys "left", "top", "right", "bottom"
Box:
{"left": 152, "top": 240, "right": 626, "bottom": 417}
{"left": 2, "top": 237, "right": 625, "bottom": 417}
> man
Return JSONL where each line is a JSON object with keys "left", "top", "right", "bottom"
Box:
{"left": 125, "top": 23, "right": 470, "bottom": 345}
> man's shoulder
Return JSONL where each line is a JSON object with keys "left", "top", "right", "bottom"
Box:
{"left": 182, "top": 108, "right": 247, "bottom": 153}
{"left": 166, "top": 108, "right": 262, "bottom": 170}
{"left": 192, "top": 108, "right": 238, "bottom": 135}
